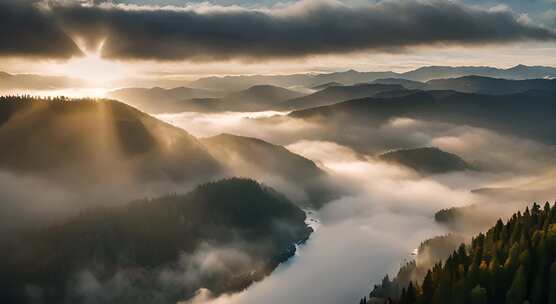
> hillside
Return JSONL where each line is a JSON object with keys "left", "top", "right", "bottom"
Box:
{"left": 362, "top": 202, "right": 556, "bottom": 304}
{"left": 379, "top": 147, "right": 473, "bottom": 174}
{"left": 288, "top": 90, "right": 556, "bottom": 145}
{"left": 281, "top": 83, "right": 404, "bottom": 110}
{"left": 367, "top": 234, "right": 466, "bottom": 301}
{"left": 201, "top": 133, "right": 337, "bottom": 208}
{"left": 0, "top": 96, "right": 222, "bottom": 230}
{"left": 0, "top": 178, "right": 312, "bottom": 304}
{"left": 434, "top": 204, "right": 495, "bottom": 233}
{"left": 0, "top": 96, "right": 220, "bottom": 183}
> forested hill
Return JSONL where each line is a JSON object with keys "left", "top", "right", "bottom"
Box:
{"left": 0, "top": 96, "right": 220, "bottom": 184}
{"left": 360, "top": 202, "right": 556, "bottom": 304}
{"left": 0, "top": 178, "right": 312, "bottom": 304}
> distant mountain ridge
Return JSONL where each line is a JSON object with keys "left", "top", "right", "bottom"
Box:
{"left": 375, "top": 76, "right": 556, "bottom": 95}
{"left": 107, "top": 86, "right": 223, "bottom": 113}
{"left": 108, "top": 85, "right": 303, "bottom": 113}
{"left": 3, "top": 65, "right": 555, "bottom": 94}
{"left": 190, "top": 65, "right": 556, "bottom": 90}
{"left": 289, "top": 90, "right": 556, "bottom": 145}
{"left": 281, "top": 83, "right": 404, "bottom": 110}
{"left": 425, "top": 76, "right": 556, "bottom": 94}
{"left": 0, "top": 71, "right": 86, "bottom": 91}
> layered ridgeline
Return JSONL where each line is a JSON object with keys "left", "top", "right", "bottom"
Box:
{"left": 189, "top": 65, "right": 556, "bottom": 90}
{"left": 289, "top": 90, "right": 556, "bottom": 145}
{"left": 373, "top": 76, "right": 556, "bottom": 94}
{"left": 0, "top": 72, "right": 86, "bottom": 91}
{"left": 361, "top": 202, "right": 556, "bottom": 304}
{"left": 106, "top": 86, "right": 223, "bottom": 113}
{"left": 425, "top": 76, "right": 556, "bottom": 95}
{"left": 281, "top": 83, "right": 403, "bottom": 110}
{"left": 0, "top": 97, "right": 335, "bottom": 233}
{"left": 108, "top": 85, "right": 303, "bottom": 113}
{"left": 0, "top": 178, "right": 312, "bottom": 304}
{"left": 108, "top": 76, "right": 555, "bottom": 114}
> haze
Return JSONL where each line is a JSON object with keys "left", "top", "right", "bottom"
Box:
{"left": 1, "top": 1, "right": 555, "bottom": 304}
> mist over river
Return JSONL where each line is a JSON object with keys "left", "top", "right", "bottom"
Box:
{"left": 159, "top": 111, "right": 453, "bottom": 304}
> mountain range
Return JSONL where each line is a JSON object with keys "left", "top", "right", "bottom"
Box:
{"left": 0, "top": 96, "right": 335, "bottom": 232}
{"left": 109, "top": 74, "right": 556, "bottom": 114}
{"left": 0, "top": 72, "right": 86, "bottom": 91}
{"left": 288, "top": 90, "right": 556, "bottom": 145}
{"left": 281, "top": 83, "right": 403, "bottom": 110}
{"left": 189, "top": 65, "right": 556, "bottom": 90}
{"left": 106, "top": 86, "right": 224, "bottom": 113}
{"left": 108, "top": 85, "right": 303, "bottom": 113}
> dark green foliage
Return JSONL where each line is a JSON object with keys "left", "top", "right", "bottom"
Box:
{"left": 369, "top": 234, "right": 465, "bottom": 300}
{"left": 361, "top": 202, "right": 556, "bottom": 304}
{"left": 0, "top": 178, "right": 312, "bottom": 304}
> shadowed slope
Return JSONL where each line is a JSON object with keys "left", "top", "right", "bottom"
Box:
{"left": 282, "top": 83, "right": 404, "bottom": 110}
{"left": 0, "top": 178, "right": 311, "bottom": 304}
{"left": 289, "top": 90, "right": 556, "bottom": 145}
{"left": 201, "top": 133, "right": 338, "bottom": 208}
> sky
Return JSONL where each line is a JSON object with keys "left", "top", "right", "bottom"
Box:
{"left": 1, "top": 0, "right": 555, "bottom": 88}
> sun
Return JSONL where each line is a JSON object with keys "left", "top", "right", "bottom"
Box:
{"left": 62, "top": 51, "right": 126, "bottom": 86}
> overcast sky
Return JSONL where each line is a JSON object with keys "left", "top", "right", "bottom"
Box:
{"left": 1, "top": 0, "right": 555, "bottom": 87}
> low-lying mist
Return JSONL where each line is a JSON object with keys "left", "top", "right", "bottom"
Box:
{"left": 2, "top": 101, "right": 554, "bottom": 304}
{"left": 156, "top": 110, "right": 556, "bottom": 304}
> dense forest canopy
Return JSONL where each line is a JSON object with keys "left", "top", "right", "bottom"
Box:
{"left": 361, "top": 202, "right": 556, "bottom": 304}
{"left": 0, "top": 178, "right": 311, "bottom": 304}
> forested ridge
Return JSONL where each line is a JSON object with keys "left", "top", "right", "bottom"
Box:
{"left": 361, "top": 202, "right": 556, "bottom": 304}
{"left": 0, "top": 178, "right": 312, "bottom": 304}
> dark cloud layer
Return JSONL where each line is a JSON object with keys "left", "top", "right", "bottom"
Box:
{"left": 0, "top": 0, "right": 82, "bottom": 59}
{"left": 2, "top": 0, "right": 556, "bottom": 61}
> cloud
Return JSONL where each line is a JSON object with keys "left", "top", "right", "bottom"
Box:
{"left": 2, "top": 0, "right": 556, "bottom": 61}
{"left": 0, "top": 0, "right": 82, "bottom": 59}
